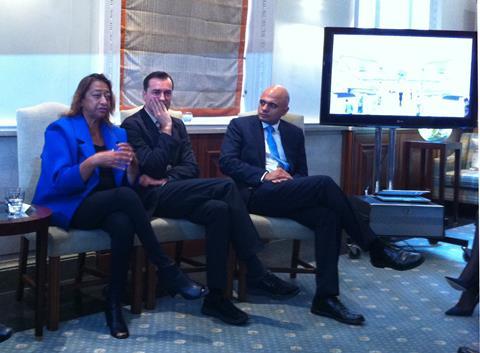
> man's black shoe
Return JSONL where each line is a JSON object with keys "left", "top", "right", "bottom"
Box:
{"left": 247, "top": 272, "right": 300, "bottom": 299}
{"left": 457, "top": 346, "right": 479, "bottom": 353}
{"left": 369, "top": 240, "right": 424, "bottom": 271}
{"left": 0, "top": 324, "right": 13, "bottom": 343}
{"left": 310, "top": 296, "right": 365, "bottom": 325}
{"left": 202, "top": 295, "right": 249, "bottom": 325}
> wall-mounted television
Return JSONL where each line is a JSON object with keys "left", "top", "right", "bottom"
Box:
{"left": 320, "top": 27, "right": 477, "bottom": 128}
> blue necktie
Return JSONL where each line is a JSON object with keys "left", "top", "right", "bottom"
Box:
{"left": 265, "top": 125, "right": 290, "bottom": 171}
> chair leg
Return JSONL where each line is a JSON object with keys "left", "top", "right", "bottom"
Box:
{"left": 75, "top": 252, "right": 86, "bottom": 286}
{"left": 16, "top": 237, "right": 30, "bottom": 301}
{"left": 290, "top": 240, "right": 301, "bottom": 279}
{"left": 47, "top": 256, "right": 61, "bottom": 331}
{"left": 237, "top": 261, "right": 247, "bottom": 302}
{"left": 130, "top": 247, "right": 143, "bottom": 314}
{"left": 225, "top": 245, "right": 236, "bottom": 300}
{"left": 145, "top": 261, "right": 157, "bottom": 310}
{"left": 174, "top": 241, "right": 183, "bottom": 266}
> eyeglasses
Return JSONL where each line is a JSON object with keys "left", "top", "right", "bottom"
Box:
{"left": 259, "top": 99, "right": 278, "bottom": 109}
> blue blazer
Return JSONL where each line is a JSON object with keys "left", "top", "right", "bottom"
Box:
{"left": 33, "top": 115, "right": 127, "bottom": 229}
{"left": 219, "top": 115, "right": 308, "bottom": 192}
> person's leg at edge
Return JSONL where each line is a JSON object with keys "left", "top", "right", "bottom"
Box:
{"left": 446, "top": 220, "right": 479, "bottom": 316}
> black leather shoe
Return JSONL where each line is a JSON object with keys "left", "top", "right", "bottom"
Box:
{"left": 311, "top": 296, "right": 365, "bottom": 325}
{"left": 202, "top": 295, "right": 249, "bottom": 325}
{"left": 165, "top": 271, "right": 209, "bottom": 300}
{"left": 247, "top": 272, "right": 300, "bottom": 299}
{"left": 0, "top": 324, "right": 13, "bottom": 343}
{"left": 458, "top": 346, "right": 479, "bottom": 353}
{"left": 105, "top": 304, "right": 129, "bottom": 339}
{"left": 370, "top": 240, "right": 424, "bottom": 271}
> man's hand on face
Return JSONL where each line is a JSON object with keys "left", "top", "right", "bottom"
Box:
{"left": 150, "top": 97, "right": 172, "bottom": 135}
{"left": 264, "top": 167, "right": 293, "bottom": 183}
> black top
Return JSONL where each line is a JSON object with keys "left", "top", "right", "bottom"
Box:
{"left": 93, "top": 145, "right": 116, "bottom": 192}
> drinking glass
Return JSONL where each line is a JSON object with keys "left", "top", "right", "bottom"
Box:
{"left": 182, "top": 111, "right": 193, "bottom": 123}
{"left": 5, "top": 187, "right": 25, "bottom": 217}
{"left": 113, "top": 144, "right": 129, "bottom": 171}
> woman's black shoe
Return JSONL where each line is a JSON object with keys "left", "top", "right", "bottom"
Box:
{"left": 105, "top": 303, "right": 129, "bottom": 339}
{"left": 165, "top": 271, "right": 209, "bottom": 300}
{"left": 445, "top": 287, "right": 479, "bottom": 317}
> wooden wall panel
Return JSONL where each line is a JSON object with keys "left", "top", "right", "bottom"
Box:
{"left": 341, "top": 129, "right": 420, "bottom": 196}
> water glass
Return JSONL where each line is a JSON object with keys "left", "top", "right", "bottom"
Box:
{"left": 182, "top": 111, "right": 193, "bottom": 123}
{"left": 5, "top": 187, "right": 25, "bottom": 217}
{"left": 113, "top": 145, "right": 129, "bottom": 171}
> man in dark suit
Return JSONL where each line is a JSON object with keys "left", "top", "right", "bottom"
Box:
{"left": 121, "top": 72, "right": 299, "bottom": 326}
{"left": 219, "top": 85, "right": 425, "bottom": 325}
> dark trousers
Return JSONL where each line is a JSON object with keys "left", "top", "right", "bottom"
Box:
{"left": 71, "top": 187, "right": 175, "bottom": 300}
{"left": 247, "top": 175, "right": 376, "bottom": 298}
{"left": 147, "top": 178, "right": 264, "bottom": 289}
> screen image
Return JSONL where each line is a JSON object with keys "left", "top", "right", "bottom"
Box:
{"left": 321, "top": 27, "right": 477, "bottom": 128}
{"left": 330, "top": 35, "right": 472, "bottom": 118}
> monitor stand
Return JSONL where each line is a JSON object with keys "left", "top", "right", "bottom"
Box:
{"left": 370, "top": 127, "right": 468, "bottom": 247}
{"left": 373, "top": 126, "right": 397, "bottom": 193}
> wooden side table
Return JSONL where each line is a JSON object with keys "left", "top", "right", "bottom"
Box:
{"left": 402, "top": 140, "right": 461, "bottom": 222}
{"left": 0, "top": 205, "right": 51, "bottom": 339}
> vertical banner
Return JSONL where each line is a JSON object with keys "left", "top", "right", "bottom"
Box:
{"left": 121, "top": 0, "right": 248, "bottom": 116}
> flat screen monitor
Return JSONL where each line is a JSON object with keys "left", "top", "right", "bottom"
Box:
{"left": 320, "top": 27, "right": 477, "bottom": 128}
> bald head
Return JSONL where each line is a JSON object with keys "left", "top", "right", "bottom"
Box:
{"left": 257, "top": 85, "right": 290, "bottom": 124}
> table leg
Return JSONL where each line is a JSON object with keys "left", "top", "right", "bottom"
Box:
{"left": 34, "top": 226, "right": 48, "bottom": 339}
{"left": 403, "top": 143, "right": 411, "bottom": 189}
{"left": 439, "top": 147, "right": 446, "bottom": 204}
{"left": 453, "top": 148, "right": 461, "bottom": 223}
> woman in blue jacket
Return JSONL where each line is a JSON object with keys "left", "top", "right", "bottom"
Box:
{"left": 33, "top": 74, "right": 208, "bottom": 339}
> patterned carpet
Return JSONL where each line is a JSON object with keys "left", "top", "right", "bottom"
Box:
{"left": 1, "top": 224, "right": 478, "bottom": 353}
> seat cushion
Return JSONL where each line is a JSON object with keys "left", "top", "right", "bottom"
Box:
{"left": 149, "top": 217, "right": 205, "bottom": 242}
{"left": 24, "top": 215, "right": 313, "bottom": 257}
{"left": 250, "top": 214, "right": 314, "bottom": 240}
{"left": 437, "top": 169, "right": 479, "bottom": 190}
{"left": 25, "top": 227, "right": 111, "bottom": 257}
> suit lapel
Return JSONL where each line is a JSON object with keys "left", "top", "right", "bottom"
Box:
{"left": 252, "top": 117, "right": 266, "bottom": 167}
{"left": 72, "top": 115, "right": 96, "bottom": 162}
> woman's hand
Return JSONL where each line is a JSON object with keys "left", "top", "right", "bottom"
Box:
{"left": 79, "top": 143, "right": 134, "bottom": 181}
